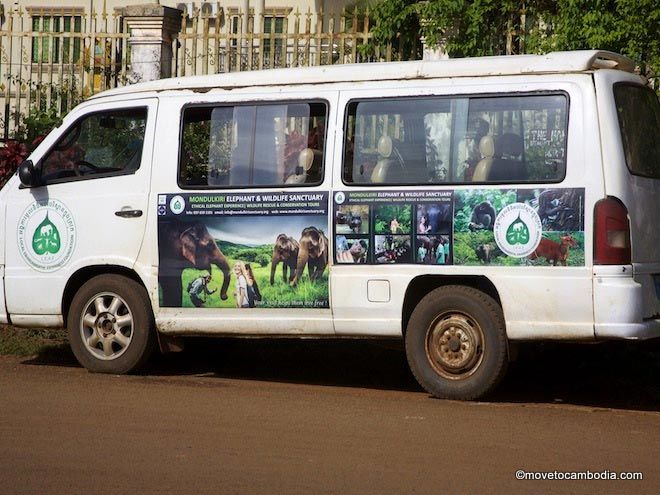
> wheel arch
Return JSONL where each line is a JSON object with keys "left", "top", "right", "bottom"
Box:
{"left": 62, "top": 265, "right": 148, "bottom": 324}
{"left": 402, "top": 275, "right": 502, "bottom": 336}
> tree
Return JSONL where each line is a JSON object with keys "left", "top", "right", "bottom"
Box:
{"left": 527, "top": 0, "right": 659, "bottom": 86}
{"left": 362, "top": 1, "right": 659, "bottom": 87}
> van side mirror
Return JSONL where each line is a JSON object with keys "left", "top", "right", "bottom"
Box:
{"left": 18, "top": 160, "right": 40, "bottom": 187}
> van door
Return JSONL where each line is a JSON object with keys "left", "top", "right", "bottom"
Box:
{"left": 147, "top": 94, "right": 336, "bottom": 335}
{"left": 594, "top": 72, "right": 660, "bottom": 327}
{"left": 4, "top": 98, "right": 157, "bottom": 320}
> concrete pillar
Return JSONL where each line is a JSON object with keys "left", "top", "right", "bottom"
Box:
{"left": 254, "top": 0, "right": 264, "bottom": 33}
{"left": 422, "top": 37, "right": 449, "bottom": 61}
{"left": 120, "top": 3, "right": 182, "bottom": 83}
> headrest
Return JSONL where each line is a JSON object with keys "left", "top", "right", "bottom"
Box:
{"left": 496, "top": 133, "right": 523, "bottom": 157}
{"left": 479, "top": 135, "right": 495, "bottom": 158}
{"left": 298, "top": 148, "right": 314, "bottom": 171}
{"left": 377, "top": 135, "right": 392, "bottom": 158}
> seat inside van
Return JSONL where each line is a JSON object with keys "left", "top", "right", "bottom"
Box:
{"left": 473, "top": 132, "right": 528, "bottom": 182}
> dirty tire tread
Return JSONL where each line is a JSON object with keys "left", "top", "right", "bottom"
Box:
{"left": 405, "top": 285, "right": 508, "bottom": 400}
{"left": 67, "top": 274, "right": 156, "bottom": 374}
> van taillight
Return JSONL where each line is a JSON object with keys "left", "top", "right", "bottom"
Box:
{"left": 594, "top": 197, "right": 631, "bottom": 265}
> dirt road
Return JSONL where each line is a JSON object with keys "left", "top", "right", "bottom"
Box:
{"left": 0, "top": 339, "right": 659, "bottom": 494}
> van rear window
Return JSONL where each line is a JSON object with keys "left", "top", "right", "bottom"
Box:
{"left": 614, "top": 84, "right": 660, "bottom": 179}
{"left": 343, "top": 93, "right": 568, "bottom": 185}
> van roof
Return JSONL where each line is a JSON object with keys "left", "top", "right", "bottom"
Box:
{"left": 91, "top": 50, "right": 636, "bottom": 100}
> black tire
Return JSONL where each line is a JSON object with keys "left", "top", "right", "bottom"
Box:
{"left": 67, "top": 274, "right": 156, "bottom": 374}
{"left": 405, "top": 285, "right": 508, "bottom": 400}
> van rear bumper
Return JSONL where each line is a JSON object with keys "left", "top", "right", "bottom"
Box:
{"left": 593, "top": 265, "right": 660, "bottom": 340}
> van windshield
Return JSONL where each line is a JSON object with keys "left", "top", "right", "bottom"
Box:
{"left": 614, "top": 84, "right": 660, "bottom": 179}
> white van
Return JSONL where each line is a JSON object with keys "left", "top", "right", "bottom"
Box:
{"left": 2, "top": 50, "right": 658, "bottom": 399}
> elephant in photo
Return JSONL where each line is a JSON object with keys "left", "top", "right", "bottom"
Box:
{"left": 158, "top": 220, "right": 231, "bottom": 307}
{"left": 270, "top": 234, "right": 300, "bottom": 285}
{"left": 291, "top": 226, "right": 328, "bottom": 286}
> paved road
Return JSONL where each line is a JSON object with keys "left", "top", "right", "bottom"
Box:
{"left": 0, "top": 339, "right": 659, "bottom": 495}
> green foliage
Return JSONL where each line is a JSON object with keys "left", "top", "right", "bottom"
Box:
{"left": 11, "top": 78, "right": 84, "bottom": 144}
{"left": 14, "top": 107, "right": 63, "bottom": 145}
{"left": 256, "top": 253, "right": 271, "bottom": 267}
{"left": 180, "top": 120, "right": 211, "bottom": 184}
{"left": 526, "top": 0, "right": 660, "bottom": 87}
{"left": 180, "top": 117, "right": 234, "bottom": 185}
{"left": 356, "top": 0, "right": 422, "bottom": 59}
{"left": 454, "top": 189, "right": 517, "bottom": 232}
{"left": 363, "top": 1, "right": 659, "bottom": 88}
{"left": 374, "top": 204, "right": 412, "bottom": 234}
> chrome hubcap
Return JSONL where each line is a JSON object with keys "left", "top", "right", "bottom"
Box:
{"left": 80, "top": 292, "right": 133, "bottom": 360}
{"left": 425, "top": 312, "right": 484, "bottom": 380}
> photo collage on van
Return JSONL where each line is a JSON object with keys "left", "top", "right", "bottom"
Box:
{"left": 334, "top": 188, "right": 585, "bottom": 267}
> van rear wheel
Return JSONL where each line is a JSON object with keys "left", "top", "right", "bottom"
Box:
{"left": 405, "top": 285, "right": 508, "bottom": 400}
{"left": 67, "top": 274, "right": 156, "bottom": 374}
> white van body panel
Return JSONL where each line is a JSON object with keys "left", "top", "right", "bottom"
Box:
{"left": 3, "top": 98, "right": 157, "bottom": 316}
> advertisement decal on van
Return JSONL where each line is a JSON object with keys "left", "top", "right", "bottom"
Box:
{"left": 157, "top": 193, "right": 329, "bottom": 309}
{"left": 333, "top": 188, "right": 585, "bottom": 267}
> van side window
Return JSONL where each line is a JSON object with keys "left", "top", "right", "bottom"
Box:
{"left": 179, "top": 102, "right": 326, "bottom": 188}
{"left": 343, "top": 94, "right": 568, "bottom": 185}
{"left": 40, "top": 108, "right": 147, "bottom": 184}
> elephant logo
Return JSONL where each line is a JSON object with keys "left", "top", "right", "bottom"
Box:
{"left": 32, "top": 214, "right": 61, "bottom": 255}
{"left": 505, "top": 215, "right": 530, "bottom": 246}
{"left": 18, "top": 199, "right": 76, "bottom": 272}
{"left": 494, "top": 203, "right": 541, "bottom": 258}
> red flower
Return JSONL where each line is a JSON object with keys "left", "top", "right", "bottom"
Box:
{"left": 0, "top": 140, "right": 29, "bottom": 181}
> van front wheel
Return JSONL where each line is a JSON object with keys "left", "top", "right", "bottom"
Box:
{"left": 405, "top": 285, "right": 508, "bottom": 400}
{"left": 67, "top": 274, "right": 156, "bottom": 374}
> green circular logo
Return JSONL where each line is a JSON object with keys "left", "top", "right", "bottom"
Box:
{"left": 18, "top": 199, "right": 76, "bottom": 272}
{"left": 494, "top": 203, "right": 541, "bottom": 257}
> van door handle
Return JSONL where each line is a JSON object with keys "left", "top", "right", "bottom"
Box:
{"left": 114, "top": 209, "right": 143, "bottom": 218}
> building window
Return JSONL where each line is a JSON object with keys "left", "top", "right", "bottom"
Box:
{"left": 263, "top": 16, "right": 285, "bottom": 63}
{"left": 31, "top": 15, "right": 82, "bottom": 64}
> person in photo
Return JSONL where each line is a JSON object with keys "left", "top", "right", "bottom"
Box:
{"left": 244, "top": 263, "right": 262, "bottom": 308}
{"left": 436, "top": 240, "right": 446, "bottom": 264}
{"left": 418, "top": 213, "right": 431, "bottom": 234}
{"left": 187, "top": 272, "right": 216, "bottom": 307}
{"left": 233, "top": 261, "right": 250, "bottom": 308}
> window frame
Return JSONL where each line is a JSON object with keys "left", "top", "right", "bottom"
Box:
{"left": 612, "top": 81, "right": 660, "bottom": 180}
{"left": 30, "top": 13, "right": 83, "bottom": 64}
{"left": 177, "top": 99, "right": 329, "bottom": 190}
{"left": 33, "top": 106, "right": 149, "bottom": 187}
{"left": 341, "top": 90, "right": 570, "bottom": 187}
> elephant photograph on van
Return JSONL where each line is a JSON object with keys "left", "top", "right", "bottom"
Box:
{"left": 158, "top": 220, "right": 231, "bottom": 307}
{"left": 270, "top": 234, "right": 300, "bottom": 285}
{"left": 291, "top": 226, "right": 328, "bottom": 286}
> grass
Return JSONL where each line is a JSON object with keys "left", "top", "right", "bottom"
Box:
{"left": 0, "top": 325, "right": 68, "bottom": 356}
